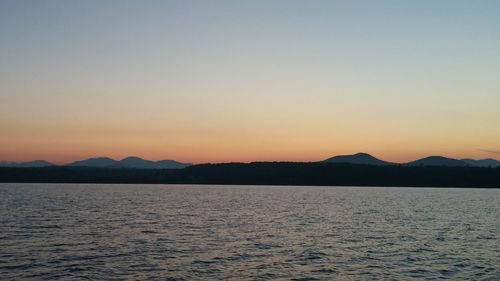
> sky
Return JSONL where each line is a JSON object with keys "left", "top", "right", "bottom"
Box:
{"left": 1, "top": 0, "right": 500, "bottom": 164}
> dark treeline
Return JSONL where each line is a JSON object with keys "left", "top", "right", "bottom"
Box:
{"left": 0, "top": 166, "right": 174, "bottom": 184}
{"left": 1, "top": 162, "right": 500, "bottom": 187}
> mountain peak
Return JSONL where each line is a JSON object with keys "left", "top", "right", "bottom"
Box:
{"left": 68, "top": 157, "right": 117, "bottom": 167}
{"left": 322, "top": 152, "right": 393, "bottom": 165}
{"left": 406, "top": 156, "right": 469, "bottom": 167}
{"left": 353, "top": 152, "right": 376, "bottom": 158}
{"left": 120, "top": 156, "right": 145, "bottom": 161}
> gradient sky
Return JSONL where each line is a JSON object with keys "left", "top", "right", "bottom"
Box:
{"left": 1, "top": 0, "right": 500, "bottom": 164}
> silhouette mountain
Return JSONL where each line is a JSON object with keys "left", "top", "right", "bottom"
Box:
{"left": 118, "top": 156, "right": 191, "bottom": 169}
{"left": 3, "top": 153, "right": 499, "bottom": 170}
{"left": 67, "top": 156, "right": 190, "bottom": 169}
{"left": 406, "top": 156, "right": 469, "bottom": 167}
{"left": 118, "top": 156, "right": 157, "bottom": 168}
{"left": 67, "top": 157, "right": 118, "bottom": 167}
{"left": 155, "top": 160, "right": 191, "bottom": 169}
{"left": 322, "top": 153, "right": 393, "bottom": 165}
{"left": 461, "top": 158, "right": 500, "bottom": 168}
{"left": 0, "top": 160, "right": 55, "bottom": 168}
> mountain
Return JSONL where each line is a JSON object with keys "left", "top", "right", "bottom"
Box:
{"left": 0, "top": 160, "right": 56, "bottom": 167}
{"left": 67, "top": 157, "right": 118, "bottom": 168}
{"left": 118, "top": 157, "right": 190, "bottom": 169}
{"left": 406, "top": 156, "right": 469, "bottom": 167}
{"left": 322, "top": 153, "right": 393, "bottom": 165}
{"left": 118, "top": 156, "right": 157, "bottom": 168}
{"left": 67, "top": 156, "right": 190, "bottom": 169}
{"left": 155, "top": 159, "right": 191, "bottom": 169}
{"left": 462, "top": 158, "right": 500, "bottom": 168}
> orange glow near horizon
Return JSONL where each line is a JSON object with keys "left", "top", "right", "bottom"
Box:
{"left": 2, "top": 131, "right": 499, "bottom": 165}
{"left": 2, "top": 1, "right": 500, "bottom": 164}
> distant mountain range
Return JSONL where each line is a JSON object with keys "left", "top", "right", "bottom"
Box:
{"left": 0, "top": 157, "right": 191, "bottom": 169}
{"left": 1, "top": 153, "right": 499, "bottom": 168}
{"left": 0, "top": 160, "right": 55, "bottom": 168}
{"left": 67, "top": 156, "right": 191, "bottom": 169}
{"left": 461, "top": 158, "right": 500, "bottom": 168}
{"left": 321, "top": 153, "right": 500, "bottom": 167}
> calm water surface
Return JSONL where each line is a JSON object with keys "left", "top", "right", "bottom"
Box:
{"left": 0, "top": 183, "right": 499, "bottom": 280}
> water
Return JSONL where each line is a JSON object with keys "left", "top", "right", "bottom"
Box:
{"left": 0, "top": 184, "right": 499, "bottom": 280}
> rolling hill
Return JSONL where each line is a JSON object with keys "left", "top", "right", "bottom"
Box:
{"left": 322, "top": 153, "right": 394, "bottom": 165}
{"left": 67, "top": 156, "right": 190, "bottom": 169}
{"left": 406, "top": 156, "right": 469, "bottom": 167}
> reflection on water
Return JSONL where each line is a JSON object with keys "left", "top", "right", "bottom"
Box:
{"left": 0, "top": 183, "right": 499, "bottom": 280}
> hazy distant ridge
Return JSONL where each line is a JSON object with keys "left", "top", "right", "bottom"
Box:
{"left": 406, "top": 156, "right": 470, "bottom": 167}
{"left": 321, "top": 153, "right": 500, "bottom": 168}
{"left": 461, "top": 158, "right": 500, "bottom": 168}
{"left": 67, "top": 157, "right": 191, "bottom": 169}
{"left": 0, "top": 157, "right": 191, "bottom": 169}
{"left": 0, "top": 160, "right": 55, "bottom": 168}
{"left": 1, "top": 153, "right": 499, "bottom": 168}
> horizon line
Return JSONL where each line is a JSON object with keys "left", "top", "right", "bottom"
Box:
{"left": 2, "top": 152, "right": 499, "bottom": 166}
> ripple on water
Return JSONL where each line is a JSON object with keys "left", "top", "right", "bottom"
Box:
{"left": 0, "top": 184, "right": 499, "bottom": 280}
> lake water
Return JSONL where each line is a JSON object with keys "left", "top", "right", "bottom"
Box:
{"left": 0, "top": 183, "right": 499, "bottom": 280}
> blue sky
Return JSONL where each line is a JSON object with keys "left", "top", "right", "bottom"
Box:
{"left": 1, "top": 0, "right": 499, "bottom": 163}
